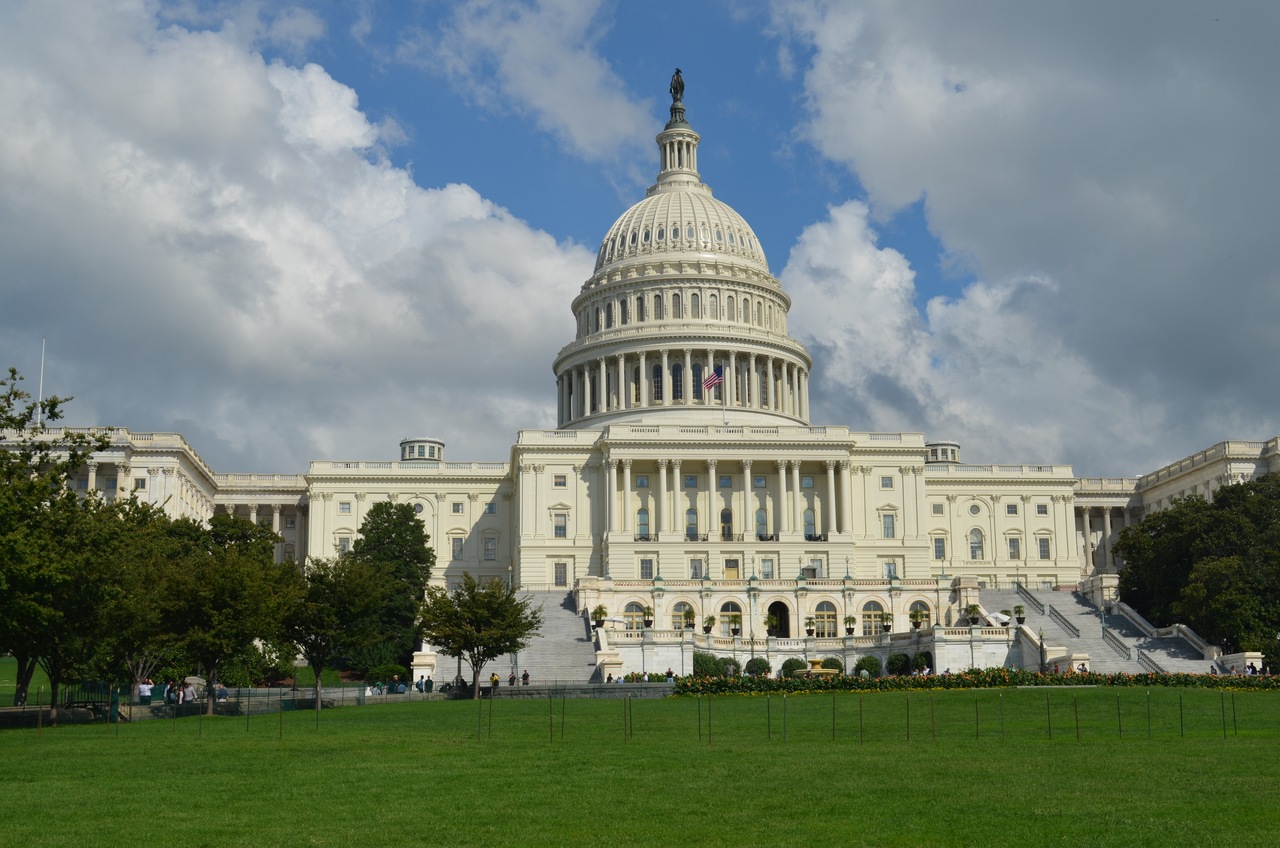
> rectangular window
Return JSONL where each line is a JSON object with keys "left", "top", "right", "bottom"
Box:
{"left": 452, "top": 502, "right": 464, "bottom": 514}
{"left": 483, "top": 537, "right": 497, "bottom": 561}
{"left": 724, "top": 558, "right": 740, "bottom": 579}
{"left": 337, "top": 536, "right": 351, "bottom": 554}
{"left": 689, "top": 558, "right": 704, "bottom": 580}
{"left": 933, "top": 537, "right": 946, "bottom": 560}
{"left": 760, "top": 558, "right": 774, "bottom": 579}
{"left": 880, "top": 476, "right": 893, "bottom": 489}
{"left": 553, "top": 474, "right": 567, "bottom": 487}
{"left": 1036, "top": 503, "right": 1049, "bottom": 516}
{"left": 931, "top": 503, "right": 943, "bottom": 516}
{"left": 636, "top": 474, "right": 649, "bottom": 488}
{"left": 485, "top": 502, "right": 497, "bottom": 514}
{"left": 1008, "top": 537, "right": 1021, "bottom": 560}
{"left": 808, "top": 557, "right": 824, "bottom": 579}
{"left": 283, "top": 544, "right": 295, "bottom": 563}
{"left": 338, "top": 501, "right": 352, "bottom": 515}
{"left": 1007, "top": 503, "right": 1018, "bottom": 516}
{"left": 554, "top": 562, "right": 568, "bottom": 587}
{"left": 285, "top": 517, "right": 296, "bottom": 529}
{"left": 1038, "top": 538, "right": 1051, "bottom": 560}
{"left": 133, "top": 477, "right": 146, "bottom": 490}
{"left": 451, "top": 538, "right": 463, "bottom": 559}
{"left": 554, "top": 513, "right": 568, "bottom": 538}
{"left": 683, "top": 474, "right": 697, "bottom": 488}
{"left": 753, "top": 475, "right": 766, "bottom": 488}
{"left": 801, "top": 475, "right": 814, "bottom": 489}
{"left": 882, "top": 514, "right": 896, "bottom": 539}
{"left": 76, "top": 478, "right": 88, "bottom": 490}
{"left": 883, "top": 560, "right": 898, "bottom": 580}
{"left": 640, "top": 558, "right": 654, "bottom": 580}
{"left": 719, "top": 475, "right": 732, "bottom": 488}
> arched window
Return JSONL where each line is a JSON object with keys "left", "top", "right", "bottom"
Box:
{"left": 767, "top": 304, "right": 773, "bottom": 329}
{"left": 814, "top": 601, "right": 837, "bottom": 638}
{"left": 620, "top": 300, "right": 629, "bottom": 325}
{"left": 670, "top": 601, "right": 693, "bottom": 630}
{"left": 636, "top": 508, "right": 650, "bottom": 540}
{"left": 593, "top": 308, "right": 601, "bottom": 333}
{"left": 909, "top": 601, "right": 932, "bottom": 629}
{"left": 672, "top": 293, "right": 682, "bottom": 319}
{"left": 861, "top": 601, "right": 884, "bottom": 636}
{"left": 969, "top": 529, "right": 985, "bottom": 560}
{"left": 636, "top": 296, "right": 645, "bottom": 322}
{"left": 755, "top": 508, "right": 768, "bottom": 540}
{"left": 632, "top": 366, "right": 640, "bottom": 403}
{"left": 623, "top": 602, "right": 645, "bottom": 631}
{"left": 652, "top": 363, "right": 664, "bottom": 401}
{"left": 720, "top": 508, "right": 733, "bottom": 541}
{"left": 653, "top": 295, "right": 664, "bottom": 320}
{"left": 656, "top": 226, "right": 665, "bottom": 242}
{"left": 803, "top": 508, "right": 816, "bottom": 538}
{"left": 709, "top": 294, "right": 718, "bottom": 319}
{"left": 727, "top": 296, "right": 736, "bottom": 322}
{"left": 605, "top": 303, "right": 614, "bottom": 329}
{"left": 685, "top": 508, "right": 699, "bottom": 541}
{"left": 720, "top": 601, "right": 742, "bottom": 636}
{"left": 672, "top": 363, "right": 685, "bottom": 400}
{"left": 691, "top": 292, "right": 700, "bottom": 318}
{"left": 755, "top": 302, "right": 762, "bottom": 326}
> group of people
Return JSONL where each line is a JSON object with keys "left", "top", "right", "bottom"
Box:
{"left": 163, "top": 678, "right": 197, "bottom": 705}
{"left": 489, "top": 671, "right": 532, "bottom": 687}
{"left": 605, "top": 669, "right": 677, "bottom": 684}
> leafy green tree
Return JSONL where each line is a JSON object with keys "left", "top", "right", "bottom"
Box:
{"left": 0, "top": 367, "right": 109, "bottom": 707}
{"left": 286, "top": 555, "right": 398, "bottom": 709}
{"left": 419, "top": 573, "right": 542, "bottom": 698}
{"left": 349, "top": 501, "right": 435, "bottom": 668}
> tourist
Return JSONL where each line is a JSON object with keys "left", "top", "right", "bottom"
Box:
{"left": 425, "top": 675, "right": 433, "bottom": 694}
{"left": 138, "top": 678, "right": 154, "bottom": 706}
{"left": 509, "top": 672, "right": 516, "bottom": 687}
{"left": 182, "top": 681, "right": 196, "bottom": 704}
{"left": 216, "top": 683, "right": 229, "bottom": 701}
{"left": 490, "top": 672, "right": 500, "bottom": 689}
{"left": 416, "top": 675, "right": 425, "bottom": 693}
{"left": 521, "top": 670, "right": 530, "bottom": 686}
{"left": 606, "top": 674, "right": 614, "bottom": 683}
{"left": 665, "top": 668, "right": 674, "bottom": 682}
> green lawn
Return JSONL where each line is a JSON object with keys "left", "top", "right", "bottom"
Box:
{"left": 0, "top": 655, "right": 49, "bottom": 704}
{"left": 2, "top": 688, "right": 1278, "bottom": 847}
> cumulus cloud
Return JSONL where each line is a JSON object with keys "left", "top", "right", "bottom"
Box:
{"left": 0, "top": 0, "right": 588, "bottom": 471}
{"left": 393, "top": 0, "right": 653, "bottom": 161}
{"left": 771, "top": 2, "right": 1280, "bottom": 475}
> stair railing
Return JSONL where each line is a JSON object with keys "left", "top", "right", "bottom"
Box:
{"left": 1137, "top": 649, "right": 1166, "bottom": 674}
{"left": 1016, "top": 582, "right": 1045, "bottom": 615}
{"left": 1100, "top": 626, "right": 1131, "bottom": 659}
{"left": 1047, "top": 605, "right": 1080, "bottom": 638}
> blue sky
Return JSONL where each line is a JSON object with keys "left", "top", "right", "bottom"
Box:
{"left": 2, "top": 1, "right": 1277, "bottom": 478}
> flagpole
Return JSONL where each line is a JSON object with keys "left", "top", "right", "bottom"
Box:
{"left": 37, "top": 337, "right": 46, "bottom": 427}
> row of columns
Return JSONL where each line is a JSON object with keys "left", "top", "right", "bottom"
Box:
{"left": 558, "top": 348, "right": 809, "bottom": 424}
{"left": 604, "top": 458, "right": 856, "bottom": 539}
{"left": 1077, "top": 505, "right": 1134, "bottom": 573}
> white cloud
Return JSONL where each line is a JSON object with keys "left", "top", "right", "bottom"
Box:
{"left": 0, "top": 0, "right": 589, "bottom": 471}
{"left": 394, "top": 0, "right": 653, "bottom": 161}
{"left": 771, "top": 2, "right": 1280, "bottom": 475}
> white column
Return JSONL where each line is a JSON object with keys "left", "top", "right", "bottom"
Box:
{"left": 775, "top": 460, "right": 787, "bottom": 535}
{"left": 272, "top": 504, "right": 282, "bottom": 563}
{"left": 616, "top": 354, "right": 626, "bottom": 411}
{"left": 727, "top": 351, "right": 737, "bottom": 408}
{"left": 607, "top": 460, "right": 618, "bottom": 533}
{"left": 598, "top": 356, "right": 608, "bottom": 411}
{"left": 1081, "top": 507, "right": 1093, "bottom": 572}
{"left": 1102, "top": 507, "right": 1113, "bottom": 573}
{"left": 790, "top": 460, "right": 802, "bottom": 533}
{"left": 825, "top": 460, "right": 837, "bottom": 535}
{"left": 682, "top": 348, "right": 692, "bottom": 406}
{"left": 639, "top": 351, "right": 649, "bottom": 407}
{"left": 661, "top": 350, "right": 670, "bottom": 405}
{"left": 740, "top": 459, "right": 752, "bottom": 538}
{"left": 839, "top": 460, "right": 852, "bottom": 535}
{"left": 782, "top": 363, "right": 792, "bottom": 415}
{"left": 705, "top": 348, "right": 715, "bottom": 405}
{"left": 657, "top": 460, "right": 668, "bottom": 534}
{"left": 749, "top": 354, "right": 758, "bottom": 408}
{"left": 622, "top": 460, "right": 632, "bottom": 532}
{"left": 671, "top": 460, "right": 682, "bottom": 536}
{"left": 87, "top": 461, "right": 98, "bottom": 493}
{"left": 766, "top": 357, "right": 775, "bottom": 410}
{"left": 706, "top": 459, "right": 717, "bottom": 541}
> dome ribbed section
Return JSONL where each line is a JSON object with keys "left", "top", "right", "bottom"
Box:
{"left": 593, "top": 189, "right": 769, "bottom": 275}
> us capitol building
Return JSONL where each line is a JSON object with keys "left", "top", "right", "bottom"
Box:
{"left": 25, "top": 82, "right": 1278, "bottom": 676}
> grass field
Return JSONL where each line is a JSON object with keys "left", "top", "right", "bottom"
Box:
{"left": 2, "top": 688, "right": 1278, "bottom": 847}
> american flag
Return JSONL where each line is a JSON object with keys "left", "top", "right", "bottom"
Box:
{"left": 702, "top": 367, "right": 723, "bottom": 392}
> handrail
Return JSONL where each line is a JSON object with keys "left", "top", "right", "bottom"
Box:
{"left": 1016, "top": 583, "right": 1044, "bottom": 615}
{"left": 1114, "top": 601, "right": 1156, "bottom": 637}
{"left": 1047, "top": 605, "right": 1080, "bottom": 638}
{"left": 1137, "top": 649, "right": 1165, "bottom": 674}
{"left": 1100, "top": 627, "right": 1131, "bottom": 659}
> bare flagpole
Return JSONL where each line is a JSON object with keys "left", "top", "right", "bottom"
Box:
{"left": 36, "top": 337, "right": 46, "bottom": 426}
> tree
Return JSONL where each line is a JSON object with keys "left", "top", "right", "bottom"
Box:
{"left": 419, "top": 573, "right": 542, "bottom": 698}
{"left": 161, "top": 513, "right": 303, "bottom": 714}
{"left": 286, "top": 555, "right": 398, "bottom": 709}
{"left": 349, "top": 501, "right": 435, "bottom": 668}
{"left": 0, "top": 367, "right": 109, "bottom": 707}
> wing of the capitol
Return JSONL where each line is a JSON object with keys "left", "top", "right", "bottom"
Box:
{"left": 17, "top": 82, "right": 1275, "bottom": 678}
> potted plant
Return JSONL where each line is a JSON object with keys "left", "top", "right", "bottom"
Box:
{"left": 881, "top": 611, "right": 893, "bottom": 633}
{"left": 591, "top": 604, "right": 607, "bottom": 629}
{"left": 682, "top": 608, "right": 696, "bottom": 630}
{"left": 909, "top": 608, "right": 924, "bottom": 629}
{"left": 1000, "top": 609, "right": 1013, "bottom": 628}
{"left": 966, "top": 603, "right": 981, "bottom": 625}
{"left": 703, "top": 614, "right": 716, "bottom": 634}
{"left": 764, "top": 613, "right": 780, "bottom": 637}
{"left": 642, "top": 605, "right": 654, "bottom": 628}
{"left": 804, "top": 616, "right": 816, "bottom": 637}
{"left": 1014, "top": 604, "right": 1026, "bottom": 625}
{"left": 727, "top": 612, "right": 742, "bottom": 636}
{"left": 843, "top": 614, "right": 857, "bottom": 636}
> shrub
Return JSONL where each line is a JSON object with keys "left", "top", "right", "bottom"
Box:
{"left": 886, "top": 653, "right": 911, "bottom": 676}
{"left": 911, "top": 652, "right": 929, "bottom": 672}
{"left": 854, "top": 656, "right": 881, "bottom": 678}
{"left": 744, "top": 657, "right": 771, "bottom": 677}
{"left": 820, "top": 657, "right": 844, "bottom": 673}
{"left": 780, "top": 658, "right": 807, "bottom": 678}
{"left": 692, "top": 651, "right": 722, "bottom": 677}
{"left": 367, "top": 663, "right": 408, "bottom": 684}
{"left": 718, "top": 657, "right": 740, "bottom": 677}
